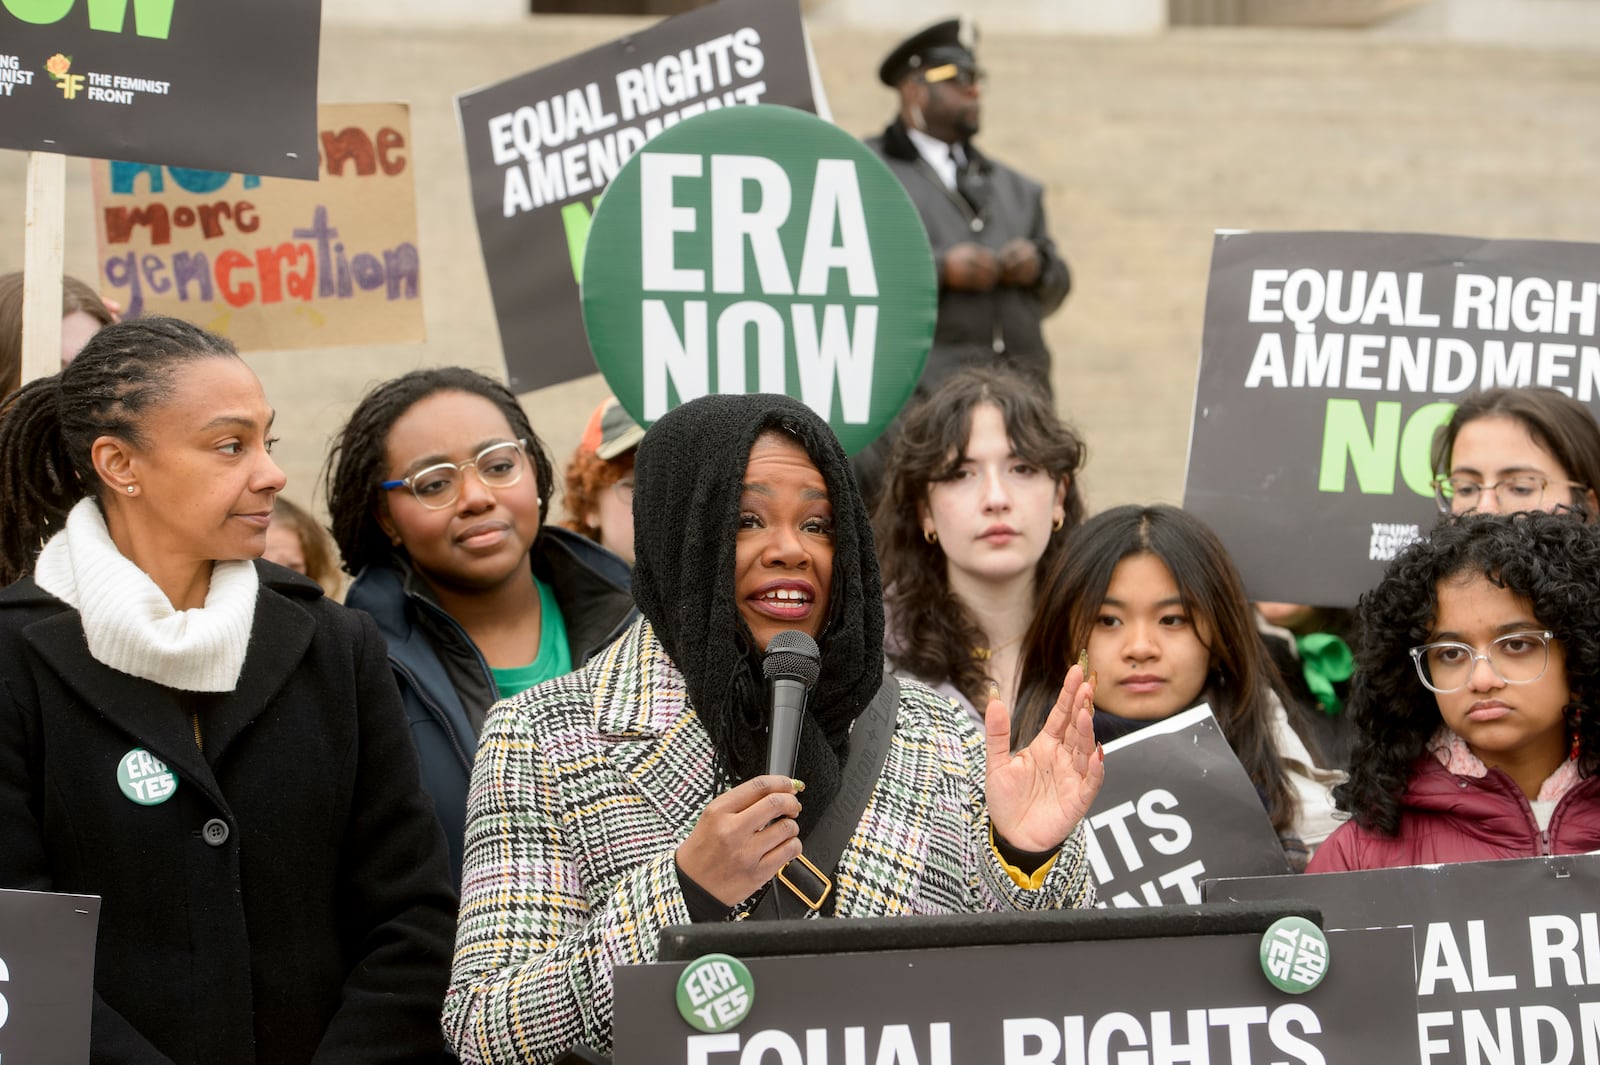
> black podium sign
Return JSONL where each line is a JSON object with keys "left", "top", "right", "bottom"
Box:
{"left": 615, "top": 926, "right": 1418, "bottom": 1063}
{"left": 0, "top": 888, "right": 100, "bottom": 1064}
{"left": 1210, "top": 854, "right": 1600, "bottom": 1064}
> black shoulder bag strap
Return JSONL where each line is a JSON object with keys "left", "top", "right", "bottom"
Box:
{"left": 747, "top": 672, "right": 899, "bottom": 921}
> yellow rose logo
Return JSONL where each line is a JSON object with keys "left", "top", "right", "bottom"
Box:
{"left": 45, "top": 54, "right": 71, "bottom": 79}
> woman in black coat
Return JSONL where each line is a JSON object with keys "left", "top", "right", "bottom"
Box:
{"left": 0, "top": 318, "right": 457, "bottom": 1065}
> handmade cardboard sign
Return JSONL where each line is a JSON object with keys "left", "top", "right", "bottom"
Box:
{"left": 91, "top": 103, "right": 424, "bottom": 351}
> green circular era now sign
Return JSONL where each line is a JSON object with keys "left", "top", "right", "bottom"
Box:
{"left": 581, "top": 104, "right": 936, "bottom": 455}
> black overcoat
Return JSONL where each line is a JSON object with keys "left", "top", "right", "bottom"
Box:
{"left": 0, "top": 563, "right": 457, "bottom": 1065}
{"left": 865, "top": 117, "right": 1071, "bottom": 394}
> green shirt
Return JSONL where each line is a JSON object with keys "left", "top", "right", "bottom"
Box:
{"left": 489, "top": 576, "right": 572, "bottom": 700}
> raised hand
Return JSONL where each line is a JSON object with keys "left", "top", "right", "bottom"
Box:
{"left": 983, "top": 661, "right": 1104, "bottom": 853}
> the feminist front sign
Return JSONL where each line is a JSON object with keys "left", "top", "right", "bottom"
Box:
{"left": 1, "top": 0, "right": 320, "bottom": 178}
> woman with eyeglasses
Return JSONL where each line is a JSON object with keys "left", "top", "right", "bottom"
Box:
{"left": 1431, "top": 386, "right": 1600, "bottom": 520}
{"left": 1309, "top": 513, "right": 1600, "bottom": 873}
{"left": 325, "top": 368, "right": 637, "bottom": 881}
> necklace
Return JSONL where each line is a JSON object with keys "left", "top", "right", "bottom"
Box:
{"left": 972, "top": 632, "right": 1024, "bottom": 661}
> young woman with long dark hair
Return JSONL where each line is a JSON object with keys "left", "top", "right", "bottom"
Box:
{"left": 1014, "top": 504, "right": 1341, "bottom": 868}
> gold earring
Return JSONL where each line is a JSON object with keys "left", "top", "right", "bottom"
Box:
{"left": 1052, "top": 515, "right": 1064, "bottom": 532}
{"left": 923, "top": 528, "right": 938, "bottom": 544}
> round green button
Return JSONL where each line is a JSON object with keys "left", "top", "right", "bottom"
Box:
{"left": 116, "top": 748, "right": 178, "bottom": 806}
{"left": 675, "top": 952, "right": 754, "bottom": 1033}
{"left": 1260, "top": 915, "right": 1330, "bottom": 994}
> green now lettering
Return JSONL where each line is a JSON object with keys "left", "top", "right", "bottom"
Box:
{"left": 3, "top": 0, "right": 177, "bottom": 39}
{"left": 1318, "top": 398, "right": 1454, "bottom": 497}
{"left": 561, "top": 194, "right": 602, "bottom": 284}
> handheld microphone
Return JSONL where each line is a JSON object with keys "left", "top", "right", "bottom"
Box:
{"left": 762, "top": 630, "right": 821, "bottom": 778}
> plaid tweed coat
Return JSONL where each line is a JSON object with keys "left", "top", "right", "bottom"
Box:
{"left": 443, "top": 618, "right": 1095, "bottom": 1063}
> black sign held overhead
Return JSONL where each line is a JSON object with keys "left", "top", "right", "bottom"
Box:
{"left": 0, "top": 0, "right": 321, "bottom": 179}
{"left": 1183, "top": 231, "right": 1600, "bottom": 608}
{"left": 456, "top": 0, "right": 819, "bottom": 393}
{"left": 1088, "top": 706, "right": 1291, "bottom": 907}
{"left": 1210, "top": 853, "right": 1600, "bottom": 1065}
{"left": 0, "top": 887, "right": 100, "bottom": 1064}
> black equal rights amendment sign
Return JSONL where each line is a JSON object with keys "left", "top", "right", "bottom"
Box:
{"left": 0, "top": 0, "right": 320, "bottom": 178}
{"left": 0, "top": 887, "right": 101, "bottom": 1064}
{"left": 1183, "top": 231, "right": 1600, "bottom": 607}
{"left": 457, "top": 0, "right": 820, "bottom": 392}
{"left": 613, "top": 925, "right": 1420, "bottom": 1064}
{"left": 1210, "top": 852, "right": 1600, "bottom": 1064}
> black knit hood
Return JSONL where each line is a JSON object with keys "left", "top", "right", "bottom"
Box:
{"left": 631, "top": 393, "right": 884, "bottom": 829}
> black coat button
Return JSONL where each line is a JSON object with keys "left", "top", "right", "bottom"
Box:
{"left": 202, "top": 818, "right": 230, "bottom": 846}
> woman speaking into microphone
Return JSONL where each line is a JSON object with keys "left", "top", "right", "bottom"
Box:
{"left": 443, "top": 393, "right": 1102, "bottom": 1065}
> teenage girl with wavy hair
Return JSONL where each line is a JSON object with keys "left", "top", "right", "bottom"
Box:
{"left": 874, "top": 365, "right": 1085, "bottom": 721}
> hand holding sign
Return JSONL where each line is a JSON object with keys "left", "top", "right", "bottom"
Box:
{"left": 984, "top": 660, "right": 1104, "bottom": 854}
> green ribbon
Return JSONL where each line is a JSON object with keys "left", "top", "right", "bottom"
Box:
{"left": 1297, "top": 632, "right": 1354, "bottom": 716}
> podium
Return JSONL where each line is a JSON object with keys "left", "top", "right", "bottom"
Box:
{"left": 0, "top": 888, "right": 100, "bottom": 1064}
{"left": 613, "top": 902, "right": 1421, "bottom": 1064}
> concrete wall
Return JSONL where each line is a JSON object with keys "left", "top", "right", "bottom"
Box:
{"left": 1379, "top": 0, "right": 1600, "bottom": 47}
{"left": 802, "top": 0, "right": 1167, "bottom": 35}
{"left": 5, "top": 20, "right": 1600, "bottom": 538}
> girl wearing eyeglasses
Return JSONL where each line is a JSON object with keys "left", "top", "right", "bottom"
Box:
{"left": 1309, "top": 512, "right": 1600, "bottom": 873}
{"left": 325, "top": 368, "right": 637, "bottom": 881}
{"left": 1431, "top": 386, "right": 1600, "bottom": 520}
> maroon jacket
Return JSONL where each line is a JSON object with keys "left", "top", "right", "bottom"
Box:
{"left": 1309, "top": 755, "right": 1600, "bottom": 873}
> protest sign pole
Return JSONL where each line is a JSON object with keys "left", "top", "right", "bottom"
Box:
{"left": 21, "top": 150, "right": 66, "bottom": 387}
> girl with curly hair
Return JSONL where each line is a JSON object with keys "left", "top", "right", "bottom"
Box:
{"left": 1310, "top": 512, "right": 1600, "bottom": 872}
{"left": 1015, "top": 505, "right": 1342, "bottom": 868}
{"left": 874, "top": 366, "right": 1085, "bottom": 722}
